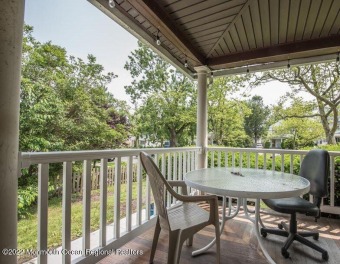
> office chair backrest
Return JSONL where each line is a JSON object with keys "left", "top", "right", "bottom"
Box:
{"left": 300, "top": 149, "right": 329, "bottom": 203}
{"left": 140, "top": 152, "right": 170, "bottom": 224}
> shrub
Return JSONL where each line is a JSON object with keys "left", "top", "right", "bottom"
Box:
{"left": 264, "top": 141, "right": 271, "bottom": 148}
{"left": 18, "top": 184, "right": 38, "bottom": 218}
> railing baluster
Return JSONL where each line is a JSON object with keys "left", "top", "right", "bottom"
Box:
{"left": 195, "top": 150, "right": 198, "bottom": 169}
{"left": 146, "top": 158, "right": 151, "bottom": 220}
{"left": 218, "top": 151, "right": 221, "bottom": 167}
{"left": 281, "top": 154, "right": 284, "bottom": 172}
{"left": 232, "top": 152, "right": 235, "bottom": 168}
{"left": 161, "top": 153, "right": 166, "bottom": 176}
{"left": 211, "top": 151, "right": 215, "bottom": 168}
{"left": 272, "top": 153, "right": 275, "bottom": 171}
{"left": 167, "top": 153, "right": 172, "bottom": 207}
{"left": 263, "top": 153, "right": 267, "bottom": 170}
{"left": 173, "top": 152, "right": 177, "bottom": 181}
{"left": 330, "top": 156, "right": 335, "bottom": 207}
{"left": 99, "top": 159, "right": 108, "bottom": 247}
{"left": 247, "top": 152, "right": 250, "bottom": 168}
{"left": 173, "top": 153, "right": 177, "bottom": 204}
{"left": 255, "top": 152, "right": 258, "bottom": 169}
{"left": 191, "top": 151, "right": 195, "bottom": 170}
{"left": 82, "top": 160, "right": 91, "bottom": 254}
{"left": 62, "top": 162, "right": 72, "bottom": 264}
{"left": 178, "top": 152, "right": 183, "bottom": 181}
{"left": 167, "top": 152, "right": 172, "bottom": 181}
{"left": 137, "top": 157, "right": 142, "bottom": 225}
{"left": 183, "top": 151, "right": 187, "bottom": 174}
{"left": 225, "top": 151, "right": 228, "bottom": 167}
{"left": 153, "top": 154, "right": 158, "bottom": 216}
{"left": 38, "top": 163, "right": 49, "bottom": 264}
{"left": 126, "top": 156, "right": 133, "bottom": 232}
{"left": 114, "top": 157, "right": 121, "bottom": 239}
{"left": 290, "top": 154, "right": 294, "bottom": 174}
{"left": 240, "top": 152, "right": 243, "bottom": 169}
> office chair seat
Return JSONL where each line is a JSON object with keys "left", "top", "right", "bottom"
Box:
{"left": 264, "top": 197, "right": 319, "bottom": 216}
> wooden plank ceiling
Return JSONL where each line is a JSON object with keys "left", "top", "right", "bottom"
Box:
{"left": 91, "top": 0, "right": 340, "bottom": 78}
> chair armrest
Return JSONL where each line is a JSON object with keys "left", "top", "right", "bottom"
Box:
{"left": 177, "top": 193, "right": 219, "bottom": 221}
{"left": 168, "top": 180, "right": 188, "bottom": 195}
{"left": 175, "top": 193, "right": 218, "bottom": 203}
{"left": 165, "top": 181, "right": 217, "bottom": 206}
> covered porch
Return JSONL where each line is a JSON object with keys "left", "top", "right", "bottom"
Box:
{"left": 1, "top": 0, "right": 340, "bottom": 264}
{"left": 15, "top": 147, "right": 340, "bottom": 263}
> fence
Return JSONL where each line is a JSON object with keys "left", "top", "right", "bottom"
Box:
{"left": 71, "top": 164, "right": 138, "bottom": 193}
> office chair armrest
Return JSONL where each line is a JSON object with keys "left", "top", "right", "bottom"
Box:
{"left": 168, "top": 180, "right": 188, "bottom": 195}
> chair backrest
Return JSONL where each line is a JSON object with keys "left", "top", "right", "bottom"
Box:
{"left": 140, "top": 151, "right": 170, "bottom": 223}
{"left": 300, "top": 149, "right": 329, "bottom": 203}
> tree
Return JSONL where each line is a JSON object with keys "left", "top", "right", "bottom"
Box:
{"left": 20, "top": 25, "right": 130, "bottom": 153}
{"left": 124, "top": 42, "right": 196, "bottom": 147}
{"left": 269, "top": 97, "right": 324, "bottom": 149}
{"left": 244, "top": 96, "right": 270, "bottom": 145}
{"left": 255, "top": 62, "right": 340, "bottom": 144}
{"left": 270, "top": 119, "right": 323, "bottom": 149}
{"left": 208, "top": 76, "right": 251, "bottom": 147}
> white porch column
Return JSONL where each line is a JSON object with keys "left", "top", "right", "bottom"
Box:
{"left": 0, "top": 1, "right": 25, "bottom": 262}
{"left": 195, "top": 66, "right": 210, "bottom": 169}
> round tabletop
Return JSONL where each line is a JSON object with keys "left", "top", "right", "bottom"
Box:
{"left": 184, "top": 168, "right": 310, "bottom": 199}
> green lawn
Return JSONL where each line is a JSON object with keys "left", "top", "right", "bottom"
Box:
{"left": 18, "top": 181, "right": 146, "bottom": 263}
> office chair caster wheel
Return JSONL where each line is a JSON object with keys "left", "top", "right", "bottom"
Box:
{"left": 278, "top": 223, "right": 283, "bottom": 229}
{"left": 313, "top": 233, "right": 319, "bottom": 240}
{"left": 260, "top": 229, "right": 267, "bottom": 238}
{"left": 322, "top": 251, "right": 329, "bottom": 261}
{"left": 281, "top": 248, "right": 289, "bottom": 258}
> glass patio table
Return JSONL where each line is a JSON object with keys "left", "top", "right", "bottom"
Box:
{"left": 184, "top": 167, "right": 310, "bottom": 264}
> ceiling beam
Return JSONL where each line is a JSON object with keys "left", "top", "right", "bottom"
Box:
{"left": 126, "top": 0, "right": 205, "bottom": 65}
{"left": 209, "top": 53, "right": 338, "bottom": 78}
{"left": 207, "top": 35, "right": 340, "bottom": 67}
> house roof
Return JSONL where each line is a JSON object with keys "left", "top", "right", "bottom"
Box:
{"left": 90, "top": 0, "right": 340, "bottom": 78}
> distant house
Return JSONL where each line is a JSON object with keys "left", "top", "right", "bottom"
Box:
{"left": 137, "top": 135, "right": 161, "bottom": 148}
{"left": 267, "top": 120, "right": 340, "bottom": 148}
{"left": 266, "top": 122, "right": 289, "bottom": 149}
{"left": 317, "top": 121, "right": 340, "bottom": 145}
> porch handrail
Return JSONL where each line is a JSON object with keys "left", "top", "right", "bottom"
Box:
{"left": 20, "top": 147, "right": 201, "bottom": 168}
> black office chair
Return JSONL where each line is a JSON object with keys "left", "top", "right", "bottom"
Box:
{"left": 260, "top": 149, "right": 329, "bottom": 260}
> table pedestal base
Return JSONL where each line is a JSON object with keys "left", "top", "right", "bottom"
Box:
{"left": 192, "top": 197, "right": 276, "bottom": 264}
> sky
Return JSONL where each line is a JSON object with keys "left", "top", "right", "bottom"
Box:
{"left": 24, "top": 0, "right": 291, "bottom": 106}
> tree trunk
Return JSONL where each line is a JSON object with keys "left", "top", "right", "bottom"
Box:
{"left": 169, "top": 129, "right": 177, "bottom": 147}
{"left": 317, "top": 100, "right": 337, "bottom": 145}
{"left": 326, "top": 133, "right": 336, "bottom": 145}
{"left": 292, "top": 130, "right": 297, "bottom": 149}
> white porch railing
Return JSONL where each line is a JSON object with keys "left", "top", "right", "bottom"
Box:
{"left": 207, "top": 147, "right": 340, "bottom": 215}
{"left": 20, "top": 147, "right": 199, "bottom": 264}
{"left": 19, "top": 146, "right": 340, "bottom": 264}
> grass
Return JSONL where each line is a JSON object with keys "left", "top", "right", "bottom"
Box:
{"left": 17, "top": 181, "right": 147, "bottom": 263}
